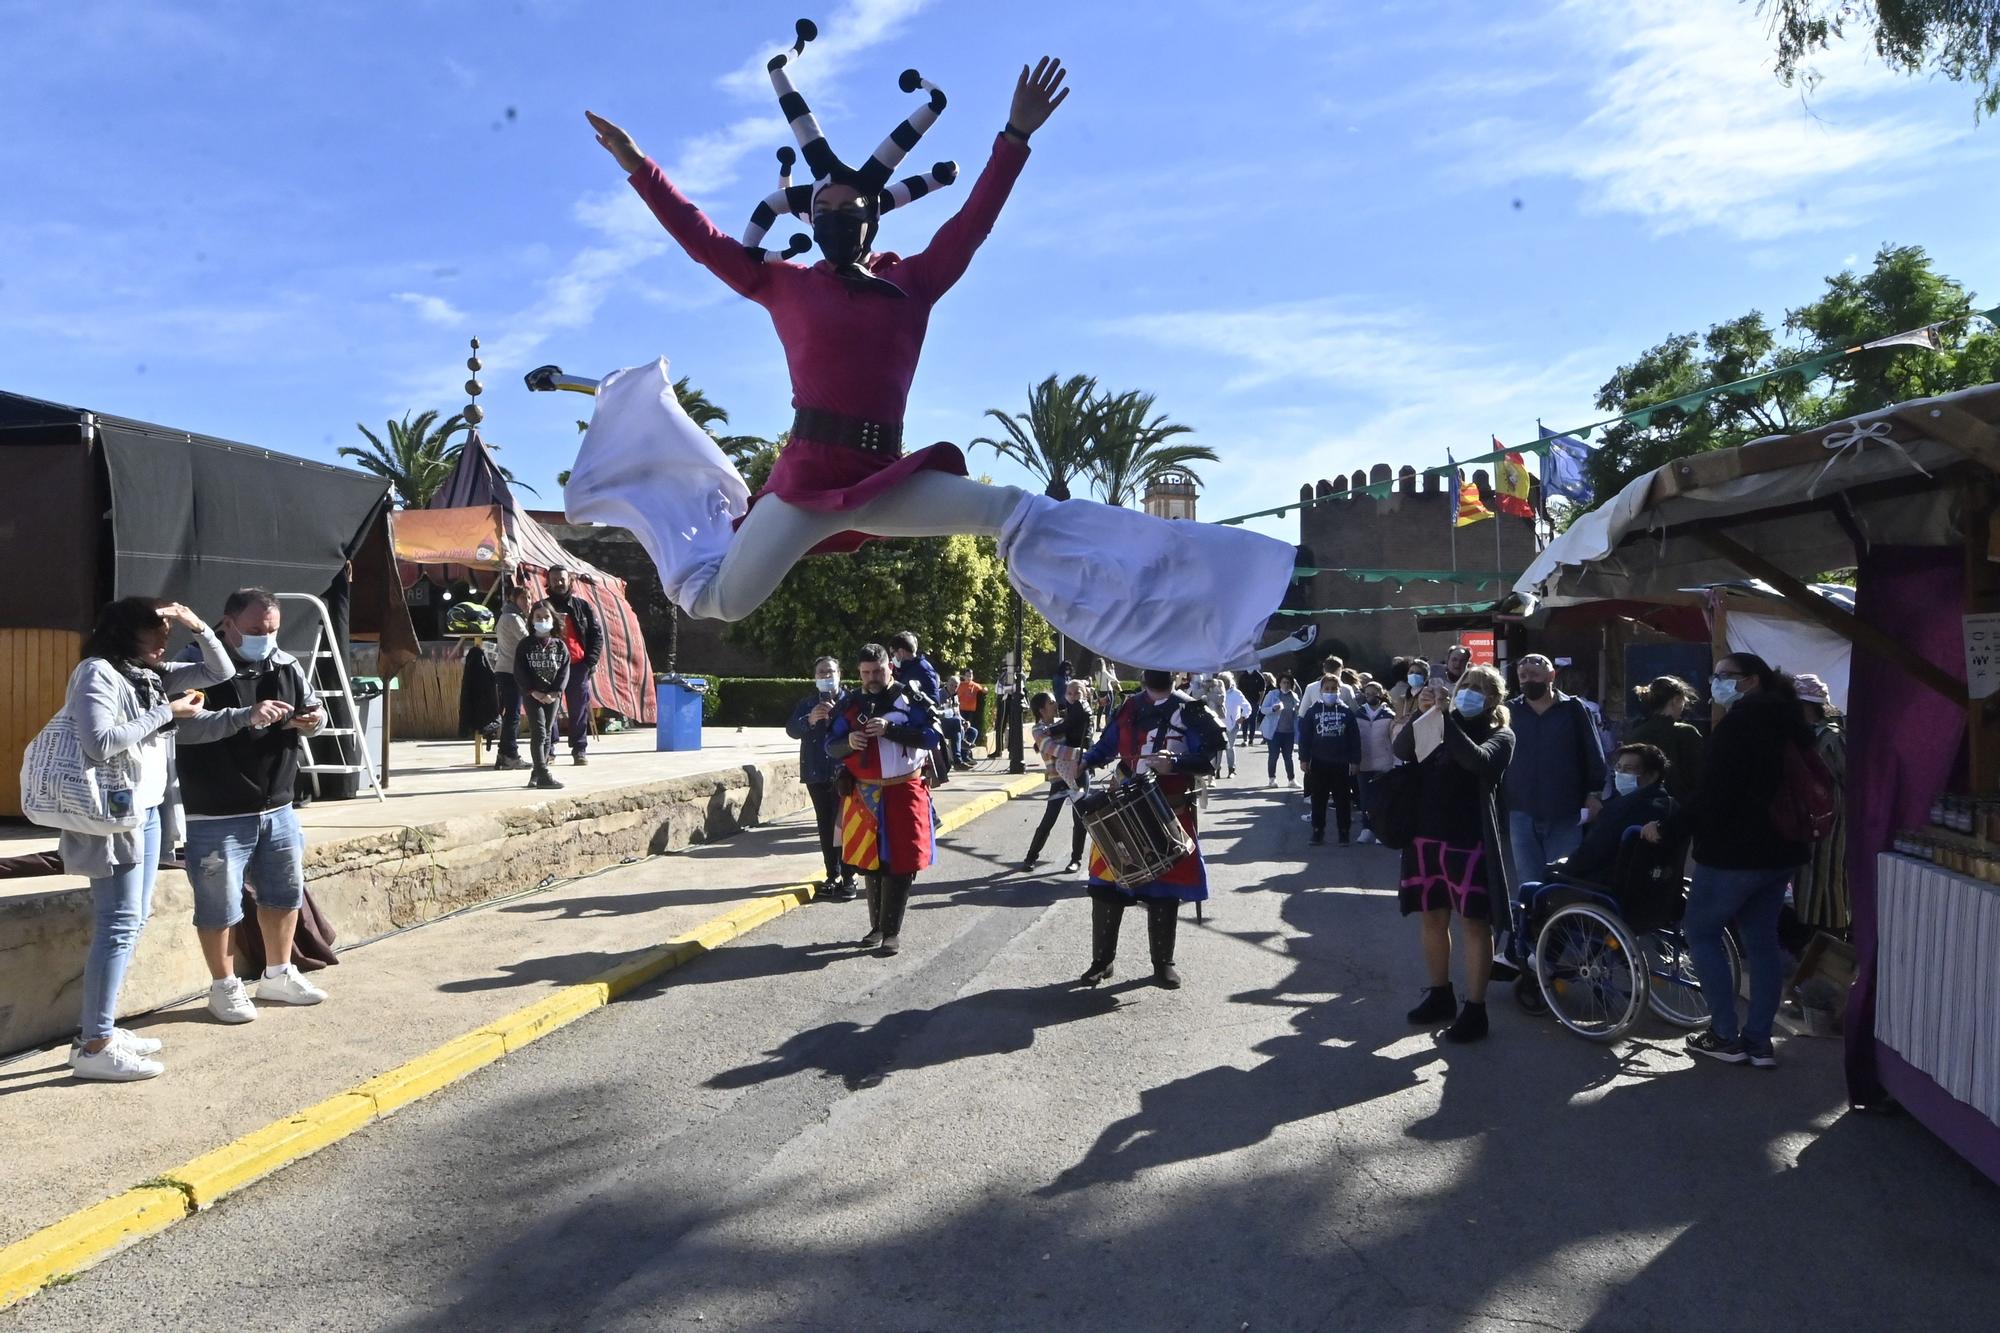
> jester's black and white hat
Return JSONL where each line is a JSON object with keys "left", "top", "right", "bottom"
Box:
{"left": 740, "top": 18, "right": 961, "bottom": 263}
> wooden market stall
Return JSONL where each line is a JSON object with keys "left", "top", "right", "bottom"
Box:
{"left": 1514, "top": 380, "right": 2000, "bottom": 1183}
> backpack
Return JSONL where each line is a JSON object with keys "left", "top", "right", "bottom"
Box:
{"left": 1769, "top": 740, "right": 1838, "bottom": 843}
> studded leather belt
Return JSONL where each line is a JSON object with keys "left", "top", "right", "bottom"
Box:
{"left": 792, "top": 406, "right": 904, "bottom": 459}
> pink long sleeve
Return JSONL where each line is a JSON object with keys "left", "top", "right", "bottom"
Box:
{"left": 627, "top": 159, "right": 769, "bottom": 301}
{"left": 894, "top": 133, "right": 1030, "bottom": 304}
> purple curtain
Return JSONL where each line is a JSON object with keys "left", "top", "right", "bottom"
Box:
{"left": 1844, "top": 546, "right": 1968, "bottom": 1103}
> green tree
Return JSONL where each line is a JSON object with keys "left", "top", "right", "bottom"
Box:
{"left": 1768, "top": 0, "right": 2000, "bottom": 117}
{"left": 672, "top": 375, "right": 765, "bottom": 467}
{"left": 1086, "top": 389, "right": 1218, "bottom": 507}
{"left": 724, "top": 527, "right": 1053, "bottom": 674}
{"left": 341, "top": 410, "right": 472, "bottom": 508}
{"left": 971, "top": 373, "right": 1100, "bottom": 500}
{"left": 1584, "top": 245, "right": 1998, "bottom": 501}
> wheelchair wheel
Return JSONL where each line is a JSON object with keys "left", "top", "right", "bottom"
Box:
{"left": 1514, "top": 973, "right": 1548, "bottom": 1015}
{"left": 1535, "top": 903, "right": 1645, "bottom": 1041}
{"left": 1642, "top": 927, "right": 1742, "bottom": 1029}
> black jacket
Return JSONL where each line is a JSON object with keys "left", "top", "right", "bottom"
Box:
{"left": 1394, "top": 709, "right": 1516, "bottom": 902}
{"left": 548, "top": 591, "right": 604, "bottom": 673}
{"left": 1566, "top": 784, "right": 1677, "bottom": 883}
{"left": 176, "top": 648, "right": 316, "bottom": 817}
{"left": 1665, "top": 690, "right": 1812, "bottom": 869}
{"left": 515, "top": 635, "right": 572, "bottom": 697}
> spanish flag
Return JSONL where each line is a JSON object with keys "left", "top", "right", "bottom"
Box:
{"left": 1494, "top": 443, "right": 1535, "bottom": 519}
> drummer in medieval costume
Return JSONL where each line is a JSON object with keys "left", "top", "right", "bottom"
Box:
{"left": 1056, "top": 669, "right": 1227, "bottom": 989}
{"left": 827, "top": 643, "right": 941, "bottom": 957}
{"left": 548, "top": 18, "right": 1318, "bottom": 676}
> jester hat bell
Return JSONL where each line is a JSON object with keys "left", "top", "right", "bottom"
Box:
{"left": 740, "top": 17, "right": 961, "bottom": 263}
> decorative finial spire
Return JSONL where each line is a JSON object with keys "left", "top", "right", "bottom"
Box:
{"left": 463, "top": 336, "right": 485, "bottom": 429}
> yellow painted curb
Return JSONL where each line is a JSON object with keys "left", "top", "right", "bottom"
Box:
{"left": 352, "top": 1031, "right": 508, "bottom": 1116}
{"left": 172, "top": 1093, "right": 379, "bottom": 1209}
{"left": 0, "top": 1186, "right": 188, "bottom": 1308}
{"left": 0, "top": 772, "right": 1050, "bottom": 1314}
{"left": 479, "top": 984, "right": 610, "bottom": 1053}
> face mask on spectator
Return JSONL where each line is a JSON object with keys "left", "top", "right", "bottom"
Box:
{"left": 1522, "top": 679, "right": 1550, "bottom": 700}
{"left": 1711, "top": 676, "right": 1741, "bottom": 707}
{"left": 532, "top": 618, "right": 554, "bottom": 635}
{"left": 237, "top": 633, "right": 277, "bottom": 662}
{"left": 815, "top": 676, "right": 838, "bottom": 694}
{"left": 1613, "top": 771, "right": 1642, "bottom": 796}
{"left": 1407, "top": 673, "right": 1426, "bottom": 689}
{"left": 1454, "top": 688, "right": 1488, "bottom": 717}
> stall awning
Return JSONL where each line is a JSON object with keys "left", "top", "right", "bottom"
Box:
{"left": 389, "top": 506, "right": 508, "bottom": 570}
{"left": 1514, "top": 383, "right": 1998, "bottom": 607}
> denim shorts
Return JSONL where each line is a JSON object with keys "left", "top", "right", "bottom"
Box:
{"left": 186, "top": 806, "right": 307, "bottom": 928}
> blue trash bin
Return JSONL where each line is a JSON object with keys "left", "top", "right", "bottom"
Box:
{"left": 656, "top": 677, "right": 707, "bottom": 752}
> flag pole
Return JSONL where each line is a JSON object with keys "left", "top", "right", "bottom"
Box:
{"left": 1447, "top": 450, "right": 1460, "bottom": 607}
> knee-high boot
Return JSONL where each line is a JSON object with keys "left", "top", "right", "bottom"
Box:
{"left": 878, "top": 873, "right": 913, "bottom": 955}
{"left": 1080, "top": 892, "right": 1126, "bottom": 986}
{"left": 860, "top": 874, "right": 884, "bottom": 948}
{"left": 1145, "top": 897, "right": 1182, "bottom": 989}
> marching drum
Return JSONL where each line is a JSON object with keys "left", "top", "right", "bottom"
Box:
{"left": 1074, "top": 768, "right": 1194, "bottom": 890}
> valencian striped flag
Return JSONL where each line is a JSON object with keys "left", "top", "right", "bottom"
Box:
{"left": 1493, "top": 437, "right": 1535, "bottom": 518}
{"left": 1453, "top": 448, "right": 1493, "bottom": 527}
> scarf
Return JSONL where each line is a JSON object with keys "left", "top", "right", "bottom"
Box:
{"left": 113, "top": 658, "right": 175, "bottom": 736}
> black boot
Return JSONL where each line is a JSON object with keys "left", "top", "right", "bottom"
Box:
{"left": 859, "top": 874, "right": 884, "bottom": 949}
{"left": 1407, "top": 984, "right": 1456, "bottom": 1024}
{"left": 1079, "top": 894, "right": 1125, "bottom": 986}
{"left": 1146, "top": 898, "right": 1182, "bottom": 989}
{"left": 878, "top": 874, "right": 913, "bottom": 955}
{"left": 1443, "top": 1000, "right": 1489, "bottom": 1044}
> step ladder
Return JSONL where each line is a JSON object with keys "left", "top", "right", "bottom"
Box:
{"left": 278, "top": 591, "right": 385, "bottom": 803}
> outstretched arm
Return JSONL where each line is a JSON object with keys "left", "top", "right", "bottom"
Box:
{"left": 587, "top": 110, "right": 769, "bottom": 301}
{"left": 897, "top": 57, "right": 1068, "bottom": 303}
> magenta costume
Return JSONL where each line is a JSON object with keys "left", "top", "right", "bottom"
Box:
{"left": 623, "top": 132, "right": 1027, "bottom": 555}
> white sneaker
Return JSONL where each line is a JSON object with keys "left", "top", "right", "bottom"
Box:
{"left": 113, "top": 1027, "right": 163, "bottom": 1055}
{"left": 1357, "top": 829, "right": 1377, "bottom": 845}
{"left": 68, "top": 1042, "right": 164, "bottom": 1082}
{"left": 208, "top": 976, "right": 258, "bottom": 1024}
{"left": 257, "top": 965, "right": 327, "bottom": 1006}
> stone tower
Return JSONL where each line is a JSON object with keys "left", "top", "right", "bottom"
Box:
{"left": 1143, "top": 470, "right": 1198, "bottom": 521}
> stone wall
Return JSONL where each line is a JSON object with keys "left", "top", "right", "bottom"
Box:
{"left": 0, "top": 760, "right": 808, "bottom": 1057}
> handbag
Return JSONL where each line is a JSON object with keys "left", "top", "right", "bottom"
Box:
{"left": 1368, "top": 761, "right": 1425, "bottom": 850}
{"left": 19, "top": 703, "right": 144, "bottom": 836}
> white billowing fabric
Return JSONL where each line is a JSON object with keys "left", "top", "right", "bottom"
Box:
{"left": 1725, "top": 610, "right": 1851, "bottom": 712}
{"left": 563, "top": 359, "right": 750, "bottom": 615}
{"left": 999, "top": 494, "right": 1296, "bottom": 671}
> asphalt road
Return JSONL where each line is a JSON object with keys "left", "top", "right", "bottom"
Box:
{"left": 13, "top": 775, "right": 2000, "bottom": 1332}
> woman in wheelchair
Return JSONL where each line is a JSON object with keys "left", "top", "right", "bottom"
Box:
{"left": 1551, "top": 744, "right": 1675, "bottom": 886}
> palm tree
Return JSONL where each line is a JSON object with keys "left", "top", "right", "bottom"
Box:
{"left": 671, "top": 376, "right": 766, "bottom": 468}
{"left": 341, "top": 410, "right": 472, "bottom": 508}
{"left": 970, "top": 373, "right": 1100, "bottom": 500}
{"left": 1086, "top": 389, "right": 1217, "bottom": 507}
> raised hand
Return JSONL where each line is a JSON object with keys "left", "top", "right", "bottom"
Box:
{"left": 1008, "top": 56, "right": 1069, "bottom": 136}
{"left": 585, "top": 110, "right": 647, "bottom": 174}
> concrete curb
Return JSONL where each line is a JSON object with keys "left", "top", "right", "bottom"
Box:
{"left": 0, "top": 772, "right": 1046, "bottom": 1312}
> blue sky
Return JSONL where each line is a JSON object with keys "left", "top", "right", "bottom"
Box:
{"left": 4, "top": 0, "right": 1996, "bottom": 544}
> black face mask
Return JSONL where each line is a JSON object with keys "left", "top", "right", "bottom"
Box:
{"left": 813, "top": 210, "right": 873, "bottom": 268}
{"left": 1522, "top": 680, "right": 1550, "bottom": 700}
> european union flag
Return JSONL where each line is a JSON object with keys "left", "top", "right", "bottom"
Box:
{"left": 1538, "top": 425, "right": 1594, "bottom": 506}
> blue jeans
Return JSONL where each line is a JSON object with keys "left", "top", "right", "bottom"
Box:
{"left": 80, "top": 806, "right": 162, "bottom": 1043}
{"left": 185, "top": 806, "right": 307, "bottom": 929}
{"left": 1265, "top": 733, "right": 1295, "bottom": 782}
{"left": 1507, "top": 811, "right": 1585, "bottom": 889}
{"left": 1353, "top": 770, "right": 1379, "bottom": 831}
{"left": 1684, "top": 861, "right": 1792, "bottom": 1046}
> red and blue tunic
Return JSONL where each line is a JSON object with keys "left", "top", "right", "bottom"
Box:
{"left": 626, "top": 133, "right": 1031, "bottom": 554}
{"left": 1079, "top": 692, "right": 1227, "bottom": 903}
{"left": 828, "top": 685, "right": 941, "bottom": 876}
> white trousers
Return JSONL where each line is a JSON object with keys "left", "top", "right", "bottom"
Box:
{"left": 565, "top": 359, "right": 1299, "bottom": 670}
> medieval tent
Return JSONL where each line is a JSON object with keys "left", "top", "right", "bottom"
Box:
{"left": 389, "top": 433, "right": 655, "bottom": 725}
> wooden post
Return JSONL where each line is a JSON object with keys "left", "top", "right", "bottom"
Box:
{"left": 1709, "top": 588, "right": 1730, "bottom": 728}
{"left": 1964, "top": 476, "right": 2000, "bottom": 793}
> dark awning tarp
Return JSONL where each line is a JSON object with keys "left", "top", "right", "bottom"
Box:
{"left": 98, "top": 421, "right": 391, "bottom": 631}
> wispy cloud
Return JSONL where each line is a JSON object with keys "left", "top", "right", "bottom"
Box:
{"left": 1445, "top": 0, "right": 1967, "bottom": 240}
{"left": 391, "top": 291, "right": 467, "bottom": 327}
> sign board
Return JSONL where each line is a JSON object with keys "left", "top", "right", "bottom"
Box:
{"left": 1966, "top": 612, "right": 2000, "bottom": 700}
{"left": 1459, "top": 631, "right": 1496, "bottom": 666}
